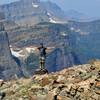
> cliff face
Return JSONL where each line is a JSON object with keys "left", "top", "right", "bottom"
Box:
{"left": 68, "top": 20, "right": 100, "bottom": 64}
{"left": 46, "top": 48, "right": 80, "bottom": 72}
{"left": 7, "top": 22, "right": 80, "bottom": 75}
{"left": 0, "top": 23, "right": 22, "bottom": 80}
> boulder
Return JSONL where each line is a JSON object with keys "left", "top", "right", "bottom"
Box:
{"left": 0, "top": 92, "right": 6, "bottom": 100}
{"left": 95, "top": 82, "right": 100, "bottom": 89}
{"left": 57, "top": 95, "right": 62, "bottom": 100}
{"left": 46, "top": 91, "right": 55, "bottom": 100}
{"left": 56, "top": 75, "right": 66, "bottom": 83}
{"left": 40, "top": 76, "right": 51, "bottom": 87}
{"left": 0, "top": 79, "right": 4, "bottom": 87}
{"left": 35, "top": 69, "right": 48, "bottom": 75}
{"left": 95, "top": 90, "right": 100, "bottom": 95}
{"left": 73, "top": 77, "right": 82, "bottom": 83}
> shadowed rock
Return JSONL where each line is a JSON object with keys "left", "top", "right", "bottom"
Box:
{"left": 0, "top": 21, "right": 22, "bottom": 80}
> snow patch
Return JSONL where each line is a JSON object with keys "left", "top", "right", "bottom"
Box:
{"left": 49, "top": 18, "right": 57, "bottom": 23}
{"left": 49, "top": 17, "right": 67, "bottom": 24}
{"left": 70, "top": 27, "right": 75, "bottom": 31}
{"left": 25, "top": 47, "right": 36, "bottom": 53}
{"left": 73, "top": 28, "right": 89, "bottom": 35}
{"left": 10, "top": 48, "right": 25, "bottom": 57}
{"left": 9, "top": 45, "right": 12, "bottom": 48}
{"left": 61, "top": 33, "right": 67, "bottom": 36}
{"left": 75, "top": 29, "right": 81, "bottom": 32}
{"left": 48, "top": 13, "right": 64, "bottom": 23}
{"left": 47, "top": 12, "right": 51, "bottom": 16}
{"left": 32, "top": 2, "right": 39, "bottom": 8}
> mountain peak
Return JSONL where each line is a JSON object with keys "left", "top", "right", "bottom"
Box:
{"left": 0, "top": 0, "right": 66, "bottom": 26}
{"left": 21, "top": 0, "right": 40, "bottom": 2}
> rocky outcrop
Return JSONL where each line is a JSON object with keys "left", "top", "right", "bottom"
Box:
{"left": 0, "top": 60, "right": 100, "bottom": 99}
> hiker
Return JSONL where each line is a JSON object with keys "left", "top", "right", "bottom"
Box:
{"left": 38, "top": 43, "right": 47, "bottom": 70}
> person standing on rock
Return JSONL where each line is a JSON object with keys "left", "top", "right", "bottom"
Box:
{"left": 38, "top": 43, "right": 47, "bottom": 70}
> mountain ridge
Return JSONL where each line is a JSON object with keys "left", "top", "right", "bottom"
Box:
{"left": 0, "top": 0, "right": 66, "bottom": 27}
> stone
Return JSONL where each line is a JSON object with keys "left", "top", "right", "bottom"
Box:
{"left": 47, "top": 94, "right": 63, "bottom": 100}
{"left": 30, "top": 86, "right": 41, "bottom": 93}
{"left": 40, "top": 77, "right": 50, "bottom": 87}
{"left": 71, "top": 85, "right": 79, "bottom": 90}
{"left": 73, "top": 77, "right": 82, "bottom": 83}
{"left": 98, "top": 70, "right": 100, "bottom": 76}
{"left": 89, "top": 82, "right": 94, "bottom": 88}
{"left": 95, "top": 82, "right": 100, "bottom": 89}
{"left": 94, "top": 90, "right": 100, "bottom": 95}
{"left": 59, "top": 89, "right": 68, "bottom": 97}
{"left": 0, "top": 92, "right": 6, "bottom": 100}
{"left": 35, "top": 69, "right": 48, "bottom": 75}
{"left": 53, "top": 95, "right": 58, "bottom": 100}
{"left": 19, "top": 98, "right": 23, "bottom": 100}
{"left": 59, "top": 69, "right": 67, "bottom": 75}
{"left": 57, "top": 95, "right": 62, "bottom": 100}
{"left": 56, "top": 75, "right": 66, "bottom": 83}
{"left": 28, "top": 92, "right": 37, "bottom": 100}
{"left": 77, "top": 87, "right": 84, "bottom": 93}
{"left": 46, "top": 91, "right": 55, "bottom": 100}
{"left": 0, "top": 79, "right": 4, "bottom": 87}
{"left": 7, "top": 90, "right": 15, "bottom": 95}
{"left": 90, "top": 65, "right": 95, "bottom": 70}
{"left": 74, "top": 92, "right": 81, "bottom": 100}
{"left": 90, "top": 94, "right": 100, "bottom": 100}
{"left": 70, "top": 87, "right": 77, "bottom": 97}
{"left": 95, "top": 78, "right": 100, "bottom": 82}
{"left": 82, "top": 74, "right": 92, "bottom": 81}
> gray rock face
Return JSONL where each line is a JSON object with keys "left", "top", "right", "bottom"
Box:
{"left": 0, "top": 12, "right": 5, "bottom": 20}
{"left": 0, "top": 23, "right": 22, "bottom": 80}
{"left": 6, "top": 22, "right": 81, "bottom": 75}
{"left": 46, "top": 48, "right": 76, "bottom": 72}
{"left": 68, "top": 20, "right": 100, "bottom": 64}
{"left": 0, "top": 0, "right": 65, "bottom": 26}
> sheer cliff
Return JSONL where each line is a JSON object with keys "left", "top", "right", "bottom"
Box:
{"left": 0, "top": 22, "right": 23, "bottom": 80}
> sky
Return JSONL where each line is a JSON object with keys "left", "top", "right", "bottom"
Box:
{"left": 0, "top": 0, "right": 100, "bottom": 18}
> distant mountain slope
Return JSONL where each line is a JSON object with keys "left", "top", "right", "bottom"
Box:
{"left": 5, "top": 19, "right": 100, "bottom": 74}
{"left": 0, "top": 0, "right": 66, "bottom": 26}
{"left": 7, "top": 22, "right": 80, "bottom": 75}
{"left": 68, "top": 20, "right": 100, "bottom": 63}
{"left": 65, "top": 9, "right": 87, "bottom": 21}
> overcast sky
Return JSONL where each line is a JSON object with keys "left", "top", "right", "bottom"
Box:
{"left": 0, "top": 0, "right": 100, "bottom": 18}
